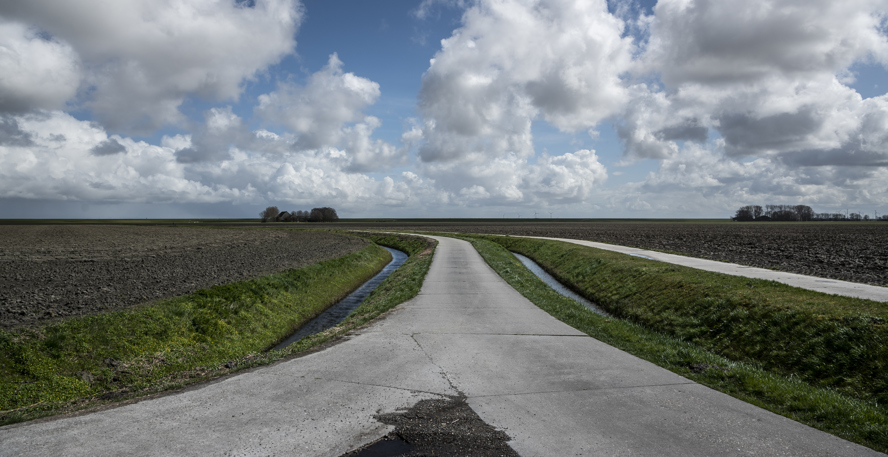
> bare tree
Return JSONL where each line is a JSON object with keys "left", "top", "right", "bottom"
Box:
{"left": 260, "top": 206, "right": 280, "bottom": 223}
{"left": 752, "top": 205, "right": 763, "bottom": 219}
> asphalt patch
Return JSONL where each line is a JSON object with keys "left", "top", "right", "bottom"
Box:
{"left": 342, "top": 396, "right": 518, "bottom": 457}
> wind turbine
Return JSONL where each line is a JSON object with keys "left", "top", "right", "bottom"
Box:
{"left": 534, "top": 211, "right": 538, "bottom": 219}
{"left": 549, "top": 211, "right": 553, "bottom": 219}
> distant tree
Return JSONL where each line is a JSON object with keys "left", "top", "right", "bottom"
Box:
{"left": 752, "top": 205, "right": 763, "bottom": 220}
{"left": 734, "top": 206, "right": 755, "bottom": 221}
{"left": 795, "top": 205, "right": 814, "bottom": 221}
{"left": 736, "top": 204, "right": 817, "bottom": 221}
{"left": 322, "top": 207, "right": 339, "bottom": 221}
{"left": 260, "top": 206, "right": 280, "bottom": 223}
{"left": 309, "top": 207, "right": 339, "bottom": 222}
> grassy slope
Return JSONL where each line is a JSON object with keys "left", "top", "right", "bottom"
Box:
{"left": 459, "top": 235, "right": 887, "bottom": 453}
{"left": 0, "top": 232, "right": 436, "bottom": 426}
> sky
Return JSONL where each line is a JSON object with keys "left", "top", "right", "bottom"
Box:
{"left": 1, "top": 0, "right": 888, "bottom": 219}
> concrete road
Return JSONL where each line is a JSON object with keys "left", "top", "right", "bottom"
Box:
{"left": 519, "top": 236, "right": 888, "bottom": 302}
{"left": 0, "top": 236, "right": 882, "bottom": 456}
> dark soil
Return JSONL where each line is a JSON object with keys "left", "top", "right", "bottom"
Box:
{"left": 339, "top": 220, "right": 888, "bottom": 287}
{"left": 342, "top": 396, "right": 518, "bottom": 457}
{"left": 0, "top": 226, "right": 368, "bottom": 330}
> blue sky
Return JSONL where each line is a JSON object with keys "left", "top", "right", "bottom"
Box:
{"left": 1, "top": 0, "right": 887, "bottom": 219}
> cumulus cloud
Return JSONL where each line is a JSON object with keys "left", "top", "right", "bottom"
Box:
{"left": 613, "top": 0, "right": 888, "bottom": 178}
{"left": 90, "top": 138, "right": 127, "bottom": 156}
{"left": 0, "top": 0, "right": 302, "bottom": 132}
{"left": 418, "top": 0, "right": 634, "bottom": 163}
{"left": 0, "top": 116, "right": 34, "bottom": 146}
{"left": 257, "top": 54, "right": 380, "bottom": 149}
{"left": 419, "top": 147, "right": 607, "bottom": 207}
{"left": 409, "top": 0, "right": 631, "bottom": 206}
{"left": 0, "top": 19, "right": 81, "bottom": 113}
{"left": 641, "top": 0, "right": 888, "bottom": 86}
{"left": 176, "top": 106, "right": 250, "bottom": 163}
{"left": 4, "top": 0, "right": 888, "bottom": 217}
{"left": 0, "top": 110, "right": 445, "bottom": 213}
{"left": 602, "top": 139, "right": 888, "bottom": 218}
{"left": 256, "top": 54, "right": 407, "bottom": 171}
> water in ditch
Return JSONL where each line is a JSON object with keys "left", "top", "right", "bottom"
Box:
{"left": 273, "top": 246, "right": 408, "bottom": 350}
{"left": 512, "top": 252, "right": 610, "bottom": 317}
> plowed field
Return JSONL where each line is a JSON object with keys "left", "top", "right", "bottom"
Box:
{"left": 342, "top": 220, "right": 888, "bottom": 287}
{"left": 0, "top": 226, "right": 368, "bottom": 329}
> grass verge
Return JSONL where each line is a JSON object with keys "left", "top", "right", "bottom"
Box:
{"left": 0, "top": 232, "right": 435, "bottom": 426}
{"left": 266, "top": 232, "right": 436, "bottom": 355}
{"left": 458, "top": 235, "right": 888, "bottom": 453}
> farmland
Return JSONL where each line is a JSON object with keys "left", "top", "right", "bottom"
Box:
{"left": 0, "top": 225, "right": 369, "bottom": 330}
{"left": 0, "top": 227, "right": 435, "bottom": 424}
{"left": 339, "top": 220, "right": 888, "bottom": 286}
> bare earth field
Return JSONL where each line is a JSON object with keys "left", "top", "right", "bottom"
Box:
{"left": 0, "top": 226, "right": 368, "bottom": 330}
{"left": 340, "top": 220, "right": 888, "bottom": 287}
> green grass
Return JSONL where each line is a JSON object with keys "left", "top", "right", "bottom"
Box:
{"left": 0, "top": 232, "right": 436, "bottom": 425}
{"left": 268, "top": 232, "right": 437, "bottom": 354}
{"left": 458, "top": 235, "right": 888, "bottom": 452}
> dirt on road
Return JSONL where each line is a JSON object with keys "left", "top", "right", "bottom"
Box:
{"left": 0, "top": 225, "right": 368, "bottom": 330}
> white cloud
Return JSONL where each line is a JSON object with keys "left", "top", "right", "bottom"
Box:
{"left": 256, "top": 54, "right": 407, "bottom": 171}
{"left": 257, "top": 54, "right": 380, "bottom": 149}
{"left": 0, "top": 110, "right": 450, "bottom": 213}
{"left": 409, "top": 0, "right": 629, "bottom": 207}
{"left": 0, "top": 0, "right": 302, "bottom": 132}
{"left": 0, "top": 19, "right": 81, "bottom": 113}
{"left": 611, "top": 0, "right": 888, "bottom": 205}
{"left": 4, "top": 0, "right": 888, "bottom": 218}
{"left": 418, "top": 0, "right": 634, "bottom": 163}
{"left": 604, "top": 141, "right": 888, "bottom": 217}
{"left": 642, "top": 0, "right": 888, "bottom": 86}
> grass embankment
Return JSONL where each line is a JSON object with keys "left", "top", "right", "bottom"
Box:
{"left": 0, "top": 232, "right": 436, "bottom": 426}
{"left": 461, "top": 235, "right": 888, "bottom": 452}
{"left": 275, "top": 232, "right": 436, "bottom": 351}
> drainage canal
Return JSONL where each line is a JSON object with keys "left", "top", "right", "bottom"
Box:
{"left": 273, "top": 246, "right": 408, "bottom": 350}
{"left": 512, "top": 252, "right": 610, "bottom": 317}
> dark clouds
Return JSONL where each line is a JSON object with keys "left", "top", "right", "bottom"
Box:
{"left": 0, "top": 117, "right": 33, "bottom": 146}
{"left": 90, "top": 138, "right": 126, "bottom": 156}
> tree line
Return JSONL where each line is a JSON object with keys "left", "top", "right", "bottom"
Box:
{"left": 259, "top": 206, "right": 339, "bottom": 223}
{"left": 733, "top": 204, "right": 887, "bottom": 221}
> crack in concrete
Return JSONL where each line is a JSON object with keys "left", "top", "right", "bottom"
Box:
{"left": 409, "top": 333, "right": 463, "bottom": 396}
